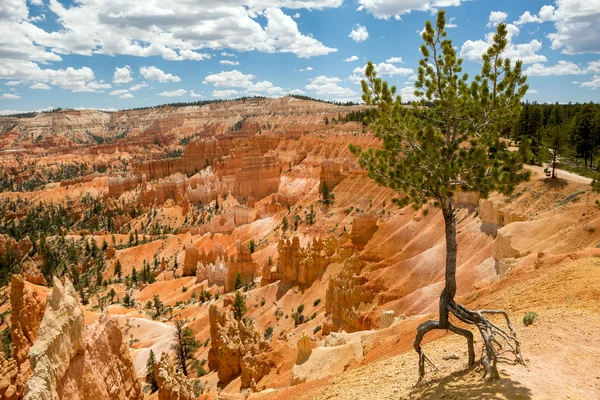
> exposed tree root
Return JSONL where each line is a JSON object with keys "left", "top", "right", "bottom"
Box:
{"left": 414, "top": 298, "right": 525, "bottom": 382}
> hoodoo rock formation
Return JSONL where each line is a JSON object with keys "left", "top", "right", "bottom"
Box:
{"left": 23, "top": 277, "right": 142, "bottom": 400}
{"left": 24, "top": 277, "right": 86, "bottom": 400}
{"left": 319, "top": 160, "right": 343, "bottom": 191}
{"left": 325, "top": 256, "right": 377, "bottom": 334}
{"left": 226, "top": 241, "right": 258, "bottom": 292}
{"left": 8, "top": 275, "right": 45, "bottom": 400}
{"left": 0, "top": 349, "right": 18, "bottom": 400}
{"left": 207, "top": 305, "right": 271, "bottom": 387}
{"left": 350, "top": 213, "right": 379, "bottom": 249}
{"left": 153, "top": 353, "right": 195, "bottom": 400}
{"left": 262, "top": 234, "right": 351, "bottom": 286}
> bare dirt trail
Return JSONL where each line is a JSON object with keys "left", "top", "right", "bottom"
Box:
{"left": 526, "top": 165, "right": 592, "bottom": 185}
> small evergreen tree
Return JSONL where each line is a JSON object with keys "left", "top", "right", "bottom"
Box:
{"left": 152, "top": 295, "right": 163, "bottom": 318}
{"left": 114, "top": 260, "right": 122, "bottom": 280}
{"left": 234, "top": 272, "right": 243, "bottom": 290}
{"left": 544, "top": 125, "right": 570, "bottom": 178}
{"left": 172, "top": 320, "right": 200, "bottom": 376}
{"left": 281, "top": 216, "right": 288, "bottom": 233}
{"left": 108, "top": 288, "right": 116, "bottom": 303}
{"left": 320, "top": 182, "right": 334, "bottom": 205}
{"left": 146, "top": 349, "right": 158, "bottom": 392}
{"left": 232, "top": 291, "right": 247, "bottom": 321}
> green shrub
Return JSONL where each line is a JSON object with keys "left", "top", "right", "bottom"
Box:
{"left": 313, "top": 299, "right": 321, "bottom": 307}
{"left": 313, "top": 325, "right": 322, "bottom": 334}
{"left": 523, "top": 312, "right": 538, "bottom": 326}
{"left": 264, "top": 326, "right": 274, "bottom": 340}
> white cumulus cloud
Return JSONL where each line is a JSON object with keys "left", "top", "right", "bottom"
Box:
{"left": 158, "top": 89, "right": 188, "bottom": 97}
{"left": 349, "top": 24, "right": 369, "bottom": 42}
{"left": 385, "top": 57, "right": 403, "bottom": 63}
{"left": 305, "top": 75, "right": 356, "bottom": 100}
{"left": 353, "top": 63, "right": 413, "bottom": 76}
{"left": 524, "top": 61, "right": 587, "bottom": 76}
{"left": 487, "top": 11, "right": 508, "bottom": 28}
{"left": 140, "top": 66, "right": 181, "bottom": 83}
{"left": 30, "top": 83, "right": 51, "bottom": 90}
{"left": 113, "top": 66, "right": 133, "bottom": 84}
{"left": 357, "top": 0, "right": 468, "bottom": 20}
{"left": 581, "top": 75, "right": 600, "bottom": 89}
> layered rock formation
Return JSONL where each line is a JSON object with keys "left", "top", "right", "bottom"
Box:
{"left": 21, "top": 255, "right": 46, "bottom": 286}
{"left": 153, "top": 353, "right": 195, "bottom": 400}
{"left": 23, "top": 277, "right": 142, "bottom": 400}
{"left": 296, "top": 331, "right": 312, "bottom": 364}
{"left": 186, "top": 241, "right": 257, "bottom": 292}
{"left": 208, "top": 305, "right": 271, "bottom": 387}
{"left": 226, "top": 241, "right": 258, "bottom": 292}
{"left": 185, "top": 244, "right": 228, "bottom": 278}
{"left": 10, "top": 275, "right": 46, "bottom": 370}
{"left": 233, "top": 155, "right": 281, "bottom": 202}
{"left": 24, "top": 277, "right": 86, "bottom": 400}
{"left": 1, "top": 275, "right": 46, "bottom": 400}
{"left": 325, "top": 256, "right": 377, "bottom": 334}
{"left": 0, "top": 349, "right": 18, "bottom": 400}
{"left": 350, "top": 213, "right": 379, "bottom": 249}
{"left": 319, "top": 160, "right": 343, "bottom": 191}
{"left": 262, "top": 234, "right": 351, "bottom": 286}
{"left": 196, "top": 257, "right": 227, "bottom": 287}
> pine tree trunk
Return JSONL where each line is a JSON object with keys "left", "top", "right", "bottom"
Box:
{"left": 439, "top": 205, "right": 457, "bottom": 326}
{"left": 552, "top": 150, "right": 558, "bottom": 179}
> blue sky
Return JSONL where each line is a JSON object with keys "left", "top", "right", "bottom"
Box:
{"left": 0, "top": 0, "right": 599, "bottom": 114}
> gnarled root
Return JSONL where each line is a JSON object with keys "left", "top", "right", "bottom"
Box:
{"left": 414, "top": 299, "right": 524, "bottom": 382}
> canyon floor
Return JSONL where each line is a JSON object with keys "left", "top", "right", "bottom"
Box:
{"left": 1, "top": 97, "right": 599, "bottom": 400}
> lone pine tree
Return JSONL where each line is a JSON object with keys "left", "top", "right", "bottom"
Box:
{"left": 350, "top": 10, "right": 529, "bottom": 381}
{"left": 172, "top": 320, "right": 200, "bottom": 376}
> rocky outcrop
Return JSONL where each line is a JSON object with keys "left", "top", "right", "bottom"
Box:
{"left": 350, "top": 213, "right": 378, "bottom": 249}
{"left": 196, "top": 257, "right": 227, "bottom": 287}
{"left": 23, "top": 277, "right": 142, "bottom": 400}
{"left": 296, "top": 331, "right": 311, "bottom": 364}
{"left": 319, "top": 160, "right": 343, "bottom": 191}
{"left": 25, "top": 277, "right": 85, "bottom": 400}
{"left": 10, "top": 275, "right": 46, "bottom": 370}
{"left": 0, "top": 349, "right": 18, "bottom": 400}
{"left": 380, "top": 310, "right": 396, "bottom": 329}
{"left": 225, "top": 241, "right": 257, "bottom": 293}
{"left": 479, "top": 198, "right": 527, "bottom": 228}
{"left": 208, "top": 305, "right": 271, "bottom": 387}
{"left": 1, "top": 275, "right": 46, "bottom": 400}
{"left": 183, "top": 246, "right": 200, "bottom": 277}
{"left": 153, "top": 353, "right": 195, "bottom": 400}
{"left": 325, "top": 256, "right": 377, "bottom": 334}
{"left": 263, "top": 234, "right": 351, "bottom": 286}
{"left": 0, "top": 235, "right": 32, "bottom": 264}
{"left": 234, "top": 155, "right": 281, "bottom": 202}
{"left": 106, "top": 175, "right": 142, "bottom": 198}
{"left": 58, "top": 316, "right": 143, "bottom": 400}
{"left": 21, "top": 255, "right": 47, "bottom": 286}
